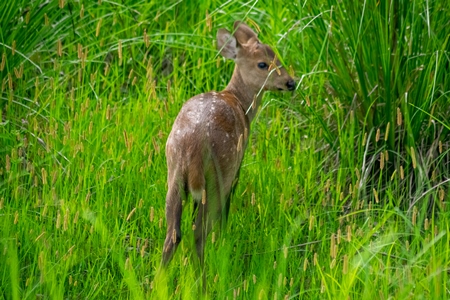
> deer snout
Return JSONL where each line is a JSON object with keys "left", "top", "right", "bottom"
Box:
{"left": 287, "top": 79, "right": 295, "bottom": 91}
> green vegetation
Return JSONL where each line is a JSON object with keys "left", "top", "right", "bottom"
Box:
{"left": 1, "top": 0, "right": 449, "bottom": 298}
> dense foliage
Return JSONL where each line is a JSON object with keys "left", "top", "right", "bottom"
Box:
{"left": 1, "top": 0, "right": 449, "bottom": 298}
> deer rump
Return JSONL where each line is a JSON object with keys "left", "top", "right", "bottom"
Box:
{"left": 166, "top": 91, "right": 249, "bottom": 222}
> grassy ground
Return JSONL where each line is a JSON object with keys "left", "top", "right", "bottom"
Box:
{"left": 1, "top": 0, "right": 449, "bottom": 299}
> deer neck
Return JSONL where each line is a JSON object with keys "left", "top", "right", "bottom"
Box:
{"left": 224, "top": 67, "right": 264, "bottom": 123}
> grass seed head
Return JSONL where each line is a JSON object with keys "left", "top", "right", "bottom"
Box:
{"left": 7, "top": 73, "right": 13, "bottom": 89}
{"left": 343, "top": 254, "right": 348, "bottom": 274}
{"left": 171, "top": 228, "right": 177, "bottom": 244}
{"left": 346, "top": 225, "right": 352, "bottom": 242}
{"left": 0, "top": 53, "right": 5, "bottom": 72}
{"left": 330, "top": 233, "right": 336, "bottom": 258}
{"left": 330, "top": 258, "right": 336, "bottom": 269}
{"left": 150, "top": 207, "right": 154, "bottom": 222}
{"left": 202, "top": 189, "right": 206, "bottom": 205}
{"left": 283, "top": 244, "right": 288, "bottom": 258}
{"left": 206, "top": 10, "right": 212, "bottom": 32}
{"left": 125, "top": 257, "right": 131, "bottom": 270}
{"left": 56, "top": 210, "right": 61, "bottom": 229}
{"left": 5, "top": 155, "right": 10, "bottom": 172}
{"left": 14, "top": 211, "right": 19, "bottom": 224}
{"left": 41, "top": 168, "right": 48, "bottom": 185}
{"left": 74, "top": 211, "right": 79, "bottom": 224}
{"left": 144, "top": 29, "right": 150, "bottom": 47}
{"left": 277, "top": 273, "right": 283, "bottom": 287}
{"left": 439, "top": 188, "right": 445, "bottom": 201}
{"left": 96, "top": 18, "right": 102, "bottom": 37}
{"left": 126, "top": 207, "right": 136, "bottom": 221}
{"left": 380, "top": 152, "right": 385, "bottom": 170}
{"left": 384, "top": 122, "right": 390, "bottom": 141}
{"left": 57, "top": 39, "right": 62, "bottom": 57}
{"left": 412, "top": 206, "right": 418, "bottom": 226}
{"left": 63, "top": 209, "right": 69, "bottom": 231}
{"left": 410, "top": 147, "right": 417, "bottom": 169}
{"left": 85, "top": 192, "right": 91, "bottom": 203}
{"left": 309, "top": 215, "right": 314, "bottom": 231}
{"left": 397, "top": 107, "right": 402, "bottom": 126}
{"left": 11, "top": 40, "right": 16, "bottom": 56}
{"left": 373, "top": 188, "right": 379, "bottom": 203}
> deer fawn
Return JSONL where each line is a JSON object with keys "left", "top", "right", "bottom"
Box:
{"left": 162, "top": 21, "right": 295, "bottom": 267}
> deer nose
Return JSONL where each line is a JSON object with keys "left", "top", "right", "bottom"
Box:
{"left": 287, "top": 79, "right": 295, "bottom": 91}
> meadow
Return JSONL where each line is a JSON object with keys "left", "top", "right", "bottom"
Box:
{"left": 1, "top": 0, "right": 449, "bottom": 299}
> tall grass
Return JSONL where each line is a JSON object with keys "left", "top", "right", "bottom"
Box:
{"left": 1, "top": 0, "right": 449, "bottom": 299}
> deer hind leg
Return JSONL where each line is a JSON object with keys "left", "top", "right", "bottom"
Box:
{"left": 192, "top": 171, "right": 230, "bottom": 265}
{"left": 162, "top": 180, "right": 184, "bottom": 266}
{"left": 224, "top": 165, "right": 242, "bottom": 222}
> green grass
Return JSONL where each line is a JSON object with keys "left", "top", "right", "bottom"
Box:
{"left": 1, "top": 0, "right": 449, "bottom": 299}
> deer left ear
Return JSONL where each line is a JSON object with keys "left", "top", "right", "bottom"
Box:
{"left": 217, "top": 28, "right": 238, "bottom": 60}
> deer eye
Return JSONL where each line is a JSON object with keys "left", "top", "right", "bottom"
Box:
{"left": 258, "top": 62, "right": 268, "bottom": 69}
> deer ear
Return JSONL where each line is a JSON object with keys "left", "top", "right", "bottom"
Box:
{"left": 233, "top": 21, "right": 259, "bottom": 46}
{"left": 217, "top": 28, "right": 237, "bottom": 60}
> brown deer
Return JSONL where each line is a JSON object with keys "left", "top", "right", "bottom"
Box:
{"left": 161, "top": 21, "right": 295, "bottom": 268}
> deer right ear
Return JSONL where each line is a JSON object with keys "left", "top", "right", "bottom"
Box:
{"left": 217, "top": 28, "right": 237, "bottom": 60}
{"left": 233, "top": 21, "right": 258, "bottom": 46}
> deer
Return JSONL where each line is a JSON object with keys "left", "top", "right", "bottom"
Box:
{"left": 161, "top": 21, "right": 295, "bottom": 270}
